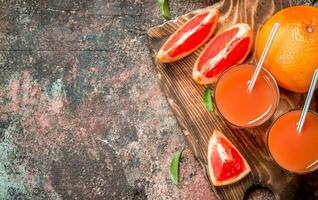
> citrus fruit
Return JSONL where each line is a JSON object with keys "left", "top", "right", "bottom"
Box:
{"left": 157, "top": 8, "right": 220, "bottom": 63}
{"left": 256, "top": 6, "right": 318, "bottom": 93}
{"left": 208, "top": 130, "right": 251, "bottom": 186}
{"left": 193, "top": 23, "right": 253, "bottom": 84}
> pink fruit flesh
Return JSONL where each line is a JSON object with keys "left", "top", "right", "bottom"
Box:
{"left": 211, "top": 137, "right": 246, "bottom": 181}
{"left": 162, "top": 11, "right": 217, "bottom": 58}
{"left": 197, "top": 28, "right": 239, "bottom": 71}
{"left": 205, "top": 37, "right": 251, "bottom": 78}
{"left": 163, "top": 12, "right": 209, "bottom": 51}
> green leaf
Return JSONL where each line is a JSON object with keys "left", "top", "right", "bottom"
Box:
{"left": 203, "top": 87, "right": 214, "bottom": 112}
{"left": 157, "top": 0, "right": 171, "bottom": 20}
{"left": 170, "top": 149, "right": 183, "bottom": 186}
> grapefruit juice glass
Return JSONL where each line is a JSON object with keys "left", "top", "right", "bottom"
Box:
{"left": 214, "top": 64, "right": 279, "bottom": 127}
{"left": 267, "top": 110, "right": 318, "bottom": 174}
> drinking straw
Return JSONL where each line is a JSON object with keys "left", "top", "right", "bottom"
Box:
{"left": 297, "top": 69, "right": 318, "bottom": 134}
{"left": 248, "top": 23, "right": 280, "bottom": 92}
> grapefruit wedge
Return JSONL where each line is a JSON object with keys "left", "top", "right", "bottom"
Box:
{"left": 193, "top": 24, "right": 253, "bottom": 84}
{"left": 208, "top": 130, "right": 251, "bottom": 186}
{"left": 157, "top": 8, "right": 220, "bottom": 63}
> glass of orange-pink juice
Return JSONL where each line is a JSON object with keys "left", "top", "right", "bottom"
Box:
{"left": 214, "top": 64, "right": 280, "bottom": 127}
{"left": 267, "top": 110, "right": 318, "bottom": 174}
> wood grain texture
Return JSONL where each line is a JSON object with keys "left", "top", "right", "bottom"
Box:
{"left": 147, "top": 0, "right": 318, "bottom": 199}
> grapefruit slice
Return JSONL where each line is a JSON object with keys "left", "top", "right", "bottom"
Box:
{"left": 193, "top": 23, "right": 253, "bottom": 84}
{"left": 208, "top": 130, "right": 251, "bottom": 186}
{"left": 157, "top": 8, "right": 220, "bottom": 63}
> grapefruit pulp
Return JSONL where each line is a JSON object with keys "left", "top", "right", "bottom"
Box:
{"left": 157, "top": 8, "right": 220, "bottom": 63}
{"left": 193, "top": 23, "right": 253, "bottom": 84}
{"left": 208, "top": 130, "right": 251, "bottom": 186}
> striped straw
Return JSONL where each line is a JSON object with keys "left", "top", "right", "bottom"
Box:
{"left": 297, "top": 69, "right": 318, "bottom": 134}
{"left": 248, "top": 23, "right": 279, "bottom": 92}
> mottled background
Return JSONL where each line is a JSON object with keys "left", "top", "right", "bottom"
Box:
{"left": 0, "top": 0, "right": 309, "bottom": 199}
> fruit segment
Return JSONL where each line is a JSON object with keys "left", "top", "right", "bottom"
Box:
{"left": 193, "top": 23, "right": 253, "bottom": 84}
{"left": 208, "top": 130, "right": 251, "bottom": 186}
{"left": 157, "top": 8, "right": 220, "bottom": 63}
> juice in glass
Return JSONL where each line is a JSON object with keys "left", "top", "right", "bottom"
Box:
{"left": 267, "top": 110, "right": 318, "bottom": 173}
{"left": 214, "top": 64, "right": 279, "bottom": 127}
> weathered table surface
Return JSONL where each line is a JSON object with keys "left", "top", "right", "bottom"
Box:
{"left": 0, "top": 0, "right": 310, "bottom": 199}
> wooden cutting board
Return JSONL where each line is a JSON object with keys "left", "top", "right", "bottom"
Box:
{"left": 147, "top": 0, "right": 318, "bottom": 199}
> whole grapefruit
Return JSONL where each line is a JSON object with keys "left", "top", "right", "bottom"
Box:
{"left": 256, "top": 6, "right": 318, "bottom": 93}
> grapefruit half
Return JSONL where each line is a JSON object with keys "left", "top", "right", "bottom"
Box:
{"left": 208, "top": 130, "right": 251, "bottom": 186}
{"left": 157, "top": 8, "right": 220, "bottom": 63}
{"left": 193, "top": 23, "right": 253, "bottom": 84}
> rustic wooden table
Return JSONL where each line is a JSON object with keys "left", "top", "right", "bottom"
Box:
{"left": 0, "top": 0, "right": 310, "bottom": 199}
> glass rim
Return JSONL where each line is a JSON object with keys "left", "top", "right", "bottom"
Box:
{"left": 266, "top": 109, "right": 318, "bottom": 174}
{"left": 213, "top": 63, "right": 280, "bottom": 128}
